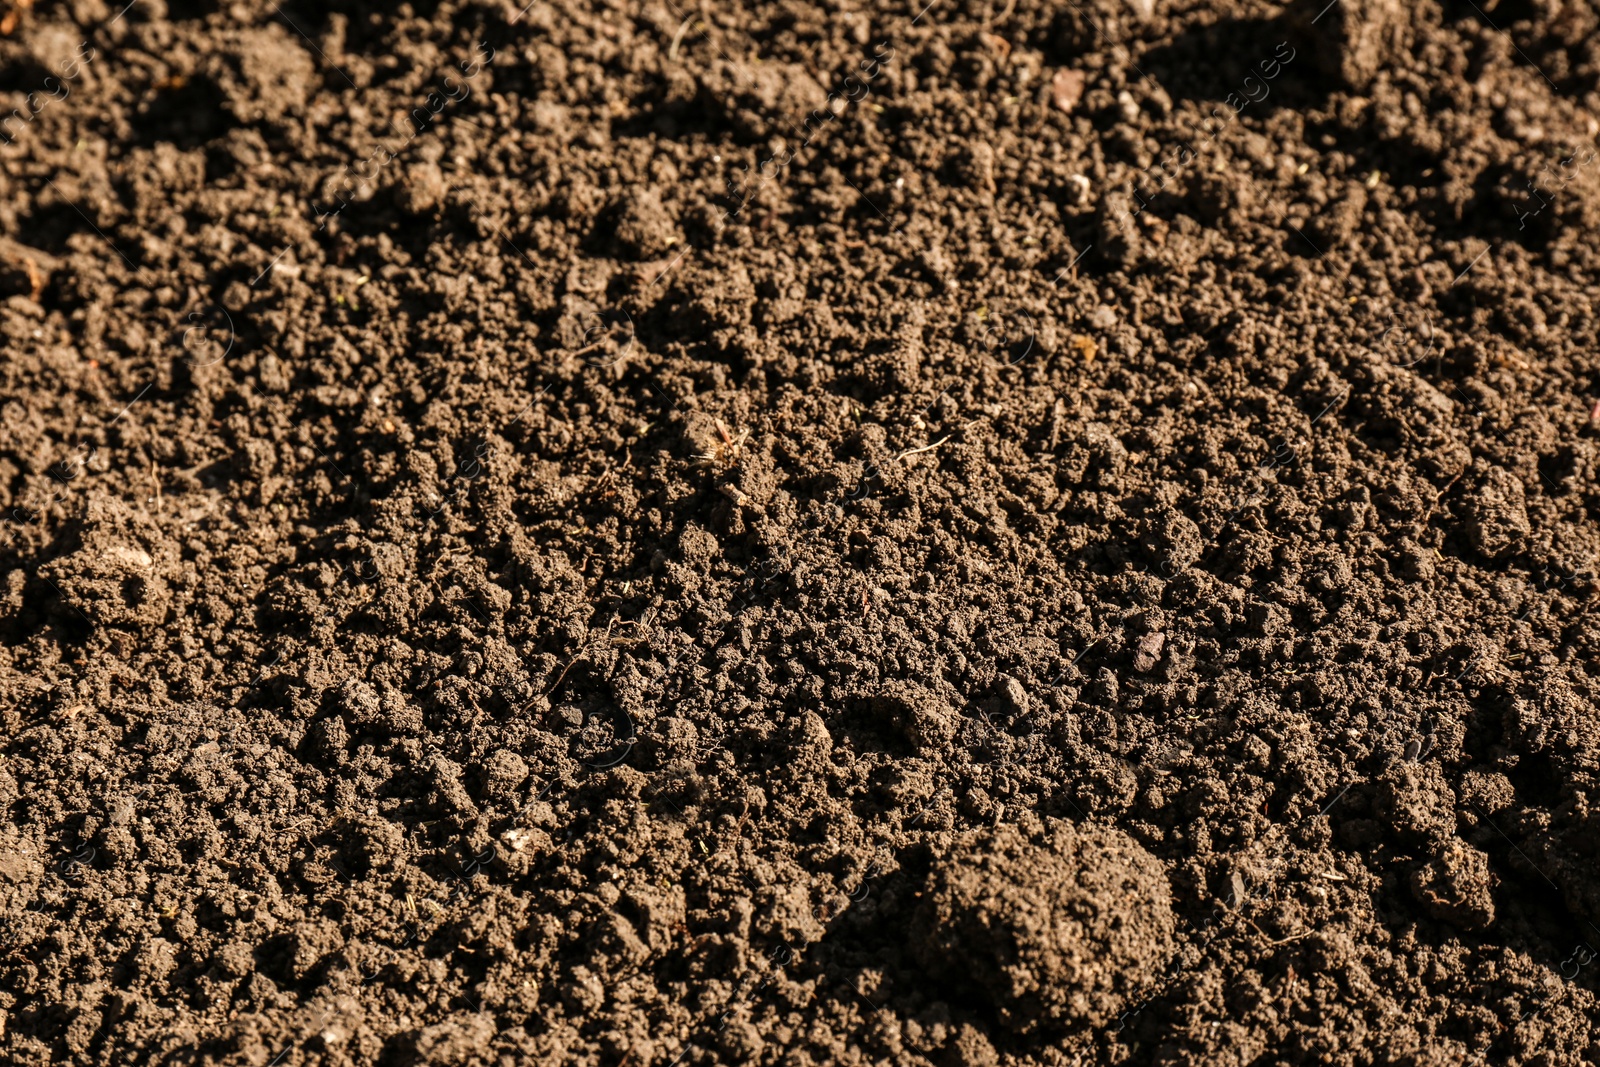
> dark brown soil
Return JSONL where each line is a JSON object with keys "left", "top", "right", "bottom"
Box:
{"left": 2, "top": 0, "right": 1600, "bottom": 1064}
{"left": 912, "top": 820, "right": 1176, "bottom": 1036}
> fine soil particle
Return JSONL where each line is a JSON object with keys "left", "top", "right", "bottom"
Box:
{"left": 1, "top": 0, "right": 1600, "bottom": 1065}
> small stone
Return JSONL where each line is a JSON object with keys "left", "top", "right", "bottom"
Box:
{"left": 1116, "top": 90, "right": 1141, "bottom": 124}
{"left": 1050, "top": 68, "right": 1086, "bottom": 114}
{"left": 1133, "top": 632, "right": 1166, "bottom": 672}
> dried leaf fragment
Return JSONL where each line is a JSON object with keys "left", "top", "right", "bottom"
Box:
{"left": 1069, "top": 333, "right": 1098, "bottom": 364}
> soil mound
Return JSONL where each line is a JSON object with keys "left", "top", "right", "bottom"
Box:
{"left": 914, "top": 820, "right": 1174, "bottom": 1033}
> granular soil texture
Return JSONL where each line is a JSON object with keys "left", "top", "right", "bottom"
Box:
{"left": 1, "top": 0, "right": 1600, "bottom": 1064}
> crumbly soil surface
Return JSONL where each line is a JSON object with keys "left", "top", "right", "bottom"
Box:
{"left": 3, "top": 0, "right": 1600, "bottom": 1064}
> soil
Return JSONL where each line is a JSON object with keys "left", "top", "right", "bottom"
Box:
{"left": 1, "top": 0, "right": 1600, "bottom": 1065}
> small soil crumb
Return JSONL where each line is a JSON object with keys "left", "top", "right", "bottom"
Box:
{"left": 994, "top": 674, "right": 1030, "bottom": 716}
{"left": 1058, "top": 0, "right": 1152, "bottom": 51}
{"left": 1284, "top": 0, "right": 1408, "bottom": 90}
{"left": 1455, "top": 770, "right": 1516, "bottom": 829}
{"left": 875, "top": 680, "right": 959, "bottom": 753}
{"left": 202, "top": 26, "right": 317, "bottom": 124}
{"left": 1462, "top": 466, "right": 1531, "bottom": 560}
{"left": 942, "top": 1023, "right": 999, "bottom": 1067}
{"left": 953, "top": 141, "right": 997, "bottom": 193}
{"left": 1375, "top": 761, "right": 1457, "bottom": 845}
{"left": 913, "top": 820, "right": 1174, "bottom": 1033}
{"left": 1096, "top": 193, "right": 1144, "bottom": 268}
{"left": 396, "top": 162, "right": 447, "bottom": 214}
{"left": 608, "top": 188, "right": 681, "bottom": 260}
{"left": 1410, "top": 839, "right": 1496, "bottom": 929}
{"left": 37, "top": 501, "right": 174, "bottom": 628}
{"left": 698, "top": 58, "right": 828, "bottom": 140}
